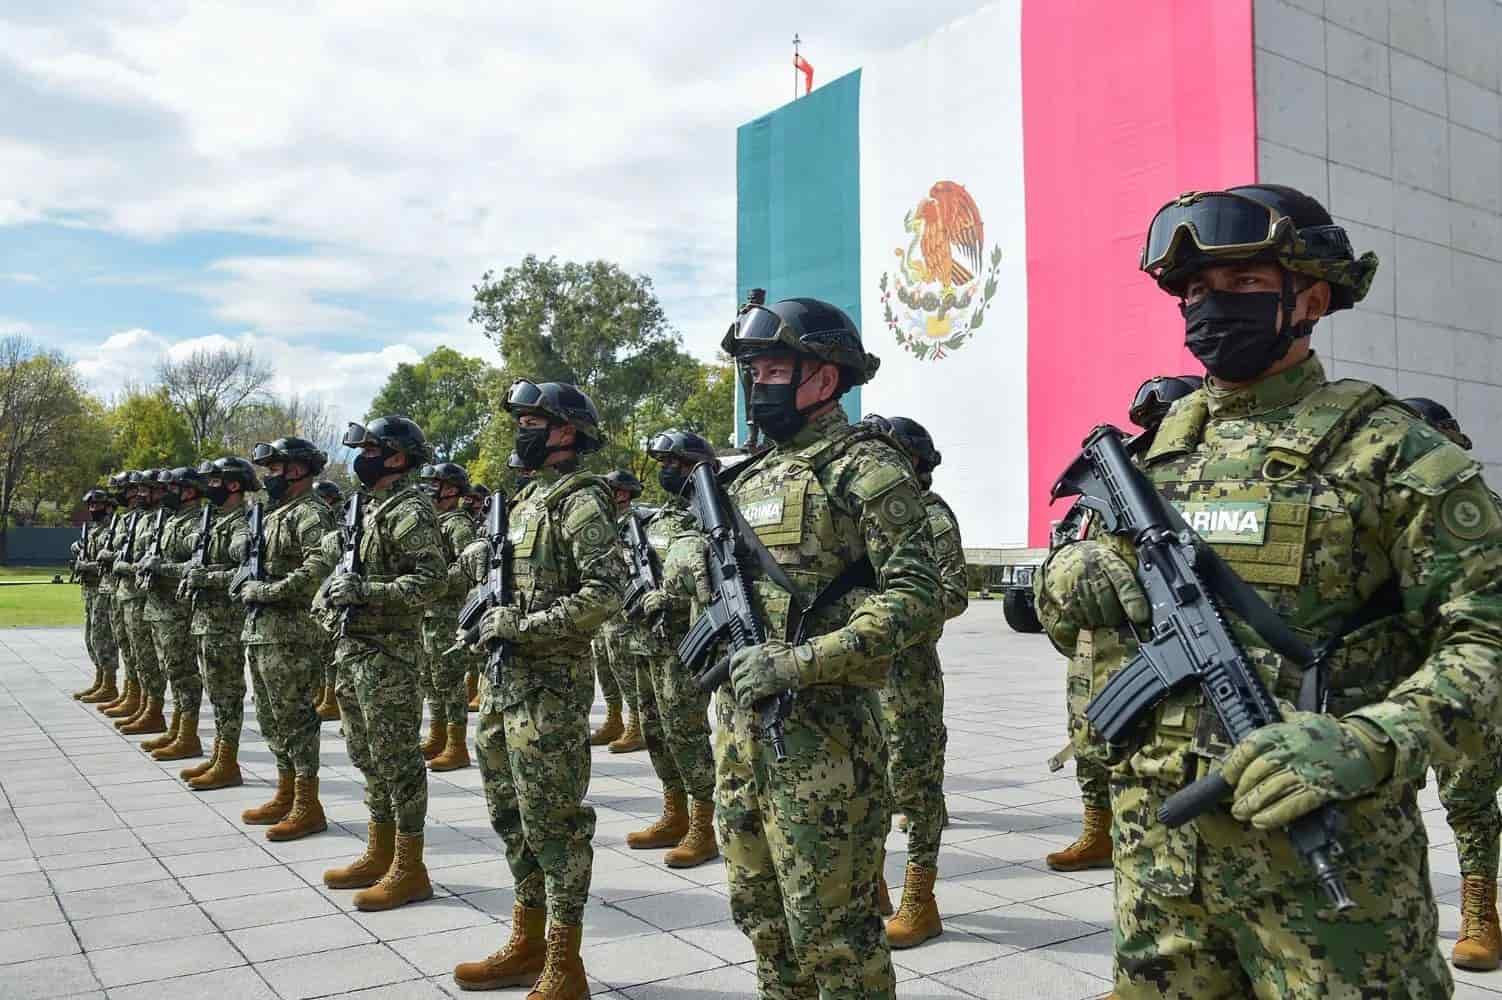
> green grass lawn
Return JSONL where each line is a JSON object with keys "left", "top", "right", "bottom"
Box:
{"left": 0, "top": 565, "right": 83, "bottom": 627}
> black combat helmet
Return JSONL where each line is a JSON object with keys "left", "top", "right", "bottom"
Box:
{"left": 207, "top": 456, "right": 262, "bottom": 492}
{"left": 721, "top": 291, "right": 880, "bottom": 388}
{"left": 604, "top": 469, "right": 643, "bottom": 498}
{"left": 419, "top": 461, "right": 471, "bottom": 494}
{"left": 172, "top": 465, "right": 207, "bottom": 498}
{"left": 646, "top": 429, "right": 718, "bottom": 467}
{"left": 344, "top": 416, "right": 432, "bottom": 466}
{"left": 251, "top": 437, "right": 329, "bottom": 474}
{"left": 312, "top": 480, "right": 344, "bottom": 505}
{"left": 503, "top": 381, "right": 604, "bottom": 453}
{"left": 83, "top": 488, "right": 117, "bottom": 507}
{"left": 863, "top": 414, "right": 941, "bottom": 474}
{"left": 1403, "top": 397, "right": 1472, "bottom": 450}
{"left": 1129, "top": 375, "right": 1204, "bottom": 430}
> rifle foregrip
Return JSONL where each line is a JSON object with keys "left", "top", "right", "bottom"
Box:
{"left": 1158, "top": 773, "right": 1231, "bottom": 828}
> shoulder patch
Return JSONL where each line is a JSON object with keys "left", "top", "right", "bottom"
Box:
{"left": 1440, "top": 482, "right": 1501, "bottom": 541}
{"left": 1394, "top": 440, "right": 1480, "bottom": 497}
{"left": 847, "top": 458, "right": 909, "bottom": 504}
{"left": 563, "top": 492, "right": 612, "bottom": 546}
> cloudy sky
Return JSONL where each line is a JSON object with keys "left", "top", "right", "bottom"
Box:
{"left": 0, "top": 0, "right": 987, "bottom": 415}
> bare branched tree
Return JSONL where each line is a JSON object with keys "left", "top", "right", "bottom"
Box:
{"left": 157, "top": 346, "right": 273, "bottom": 457}
{"left": 222, "top": 392, "right": 339, "bottom": 462}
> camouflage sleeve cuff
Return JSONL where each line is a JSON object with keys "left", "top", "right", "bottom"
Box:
{"left": 201, "top": 569, "right": 234, "bottom": 591}
{"left": 803, "top": 630, "right": 887, "bottom": 689}
{"left": 158, "top": 561, "right": 186, "bottom": 580}
{"left": 1343, "top": 704, "right": 1426, "bottom": 785}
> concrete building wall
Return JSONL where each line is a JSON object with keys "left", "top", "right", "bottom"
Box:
{"left": 1255, "top": 0, "right": 1502, "bottom": 481}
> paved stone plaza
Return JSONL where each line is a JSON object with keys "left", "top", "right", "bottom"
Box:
{"left": 1, "top": 602, "right": 1498, "bottom": 998}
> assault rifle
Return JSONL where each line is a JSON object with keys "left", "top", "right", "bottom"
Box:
{"left": 621, "top": 507, "right": 662, "bottom": 622}
{"left": 334, "top": 492, "right": 366, "bottom": 639}
{"left": 177, "top": 505, "right": 215, "bottom": 604}
{"left": 445, "top": 484, "right": 513, "bottom": 683}
{"left": 228, "top": 500, "right": 265, "bottom": 611}
{"left": 111, "top": 509, "right": 143, "bottom": 571}
{"left": 69, "top": 522, "right": 90, "bottom": 583}
{"left": 135, "top": 509, "right": 169, "bottom": 589}
{"left": 681, "top": 462, "right": 791, "bottom": 763}
{"left": 1054, "top": 424, "right": 1354, "bottom": 912}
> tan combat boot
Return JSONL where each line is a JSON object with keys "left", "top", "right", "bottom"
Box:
{"left": 324, "top": 821, "right": 396, "bottom": 889}
{"left": 589, "top": 700, "right": 623, "bottom": 746}
{"left": 466, "top": 671, "right": 479, "bottom": 712}
{"left": 73, "top": 667, "right": 103, "bottom": 700}
{"left": 1454, "top": 875, "right": 1502, "bottom": 971}
{"left": 886, "top": 863, "right": 942, "bottom": 949}
{"left": 267, "top": 776, "right": 327, "bottom": 841}
{"left": 83, "top": 674, "right": 118, "bottom": 704}
{"left": 665, "top": 799, "right": 719, "bottom": 868}
{"left": 1045, "top": 805, "right": 1113, "bottom": 871}
{"left": 153, "top": 713, "right": 202, "bottom": 761}
{"left": 607, "top": 710, "right": 645, "bottom": 753}
{"left": 189, "top": 740, "right": 243, "bottom": 790}
{"left": 353, "top": 832, "right": 433, "bottom": 911}
{"left": 421, "top": 717, "right": 446, "bottom": 759}
{"left": 526, "top": 924, "right": 589, "bottom": 1000}
{"left": 453, "top": 901, "right": 548, "bottom": 990}
{"left": 429, "top": 724, "right": 471, "bottom": 772}
{"left": 106, "top": 678, "right": 141, "bottom": 719}
{"left": 121, "top": 696, "right": 166, "bottom": 735}
{"left": 316, "top": 684, "right": 340, "bottom": 721}
{"left": 626, "top": 789, "right": 689, "bottom": 849}
{"left": 877, "top": 876, "right": 894, "bottom": 916}
{"left": 242, "top": 769, "right": 295, "bottom": 825}
{"left": 140, "top": 707, "right": 180, "bottom": 749}
{"left": 181, "top": 738, "right": 220, "bottom": 781}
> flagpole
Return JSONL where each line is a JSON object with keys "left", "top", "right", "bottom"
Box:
{"left": 793, "top": 34, "right": 800, "bottom": 100}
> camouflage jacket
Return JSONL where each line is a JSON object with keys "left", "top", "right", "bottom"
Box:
{"left": 241, "top": 491, "right": 336, "bottom": 646}
{"left": 142, "top": 502, "right": 204, "bottom": 624}
{"left": 76, "top": 513, "right": 119, "bottom": 590}
{"left": 634, "top": 496, "right": 701, "bottom": 650}
{"left": 112, "top": 506, "right": 162, "bottom": 602}
{"left": 423, "top": 507, "right": 478, "bottom": 628}
{"left": 186, "top": 504, "right": 249, "bottom": 637}
{"left": 724, "top": 407, "right": 942, "bottom": 691}
{"left": 924, "top": 490, "right": 969, "bottom": 632}
{"left": 309, "top": 476, "right": 446, "bottom": 635}
{"left": 1037, "top": 354, "right": 1502, "bottom": 895}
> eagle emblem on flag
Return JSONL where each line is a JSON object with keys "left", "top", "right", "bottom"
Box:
{"left": 880, "top": 180, "right": 1002, "bottom": 361}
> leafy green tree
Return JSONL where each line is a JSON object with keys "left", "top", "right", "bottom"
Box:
{"left": 0, "top": 337, "right": 90, "bottom": 553}
{"left": 108, "top": 387, "right": 196, "bottom": 471}
{"left": 366, "top": 346, "right": 499, "bottom": 464}
{"left": 11, "top": 395, "right": 115, "bottom": 525}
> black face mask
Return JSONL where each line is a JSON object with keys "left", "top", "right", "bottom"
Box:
{"left": 202, "top": 483, "right": 231, "bottom": 507}
{"left": 749, "top": 382, "right": 811, "bottom": 443}
{"left": 159, "top": 491, "right": 181, "bottom": 511}
{"left": 263, "top": 474, "right": 289, "bottom": 502}
{"left": 658, "top": 467, "right": 688, "bottom": 497}
{"left": 1182, "top": 290, "right": 1310, "bottom": 383}
{"left": 516, "top": 425, "right": 560, "bottom": 470}
{"left": 89, "top": 508, "right": 110, "bottom": 523}
{"left": 353, "top": 453, "right": 390, "bottom": 488}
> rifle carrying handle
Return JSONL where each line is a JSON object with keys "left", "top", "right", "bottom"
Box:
{"left": 1158, "top": 773, "right": 1231, "bottom": 828}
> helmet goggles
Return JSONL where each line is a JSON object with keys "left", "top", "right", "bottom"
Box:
{"left": 1142, "top": 191, "right": 1354, "bottom": 284}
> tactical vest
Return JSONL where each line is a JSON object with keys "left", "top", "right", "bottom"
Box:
{"left": 1141, "top": 379, "right": 1424, "bottom": 760}
{"left": 508, "top": 471, "right": 613, "bottom": 622}
{"left": 347, "top": 486, "right": 439, "bottom": 630}
{"left": 263, "top": 493, "right": 325, "bottom": 580}
{"left": 421, "top": 507, "right": 472, "bottom": 625}
{"left": 94, "top": 512, "right": 123, "bottom": 596}
{"left": 642, "top": 502, "right": 696, "bottom": 635}
{"left": 192, "top": 506, "right": 248, "bottom": 636}
{"left": 144, "top": 505, "right": 201, "bottom": 623}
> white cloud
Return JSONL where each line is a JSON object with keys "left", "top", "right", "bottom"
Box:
{"left": 1, "top": 272, "right": 41, "bottom": 283}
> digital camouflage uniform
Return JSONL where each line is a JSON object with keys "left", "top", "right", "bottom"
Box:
{"left": 713, "top": 408, "right": 941, "bottom": 999}
{"left": 242, "top": 492, "right": 337, "bottom": 778}
{"left": 420, "top": 508, "right": 478, "bottom": 728}
{"left": 104, "top": 510, "right": 145, "bottom": 701}
{"left": 117, "top": 510, "right": 166, "bottom": 711}
{"left": 79, "top": 513, "right": 121, "bottom": 688}
{"left": 879, "top": 490, "right": 968, "bottom": 870}
{"left": 310, "top": 476, "right": 445, "bottom": 832}
{"left": 142, "top": 500, "right": 208, "bottom": 724}
{"left": 1037, "top": 356, "right": 1502, "bottom": 998}
{"left": 187, "top": 506, "right": 250, "bottom": 750}
{"left": 636, "top": 498, "right": 716, "bottom": 804}
{"left": 474, "top": 468, "right": 625, "bottom": 925}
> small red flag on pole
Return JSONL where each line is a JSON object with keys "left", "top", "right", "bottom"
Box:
{"left": 793, "top": 34, "right": 813, "bottom": 97}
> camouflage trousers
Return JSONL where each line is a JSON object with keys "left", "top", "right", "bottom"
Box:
{"left": 591, "top": 634, "right": 619, "bottom": 704}
{"left": 84, "top": 590, "right": 118, "bottom": 678}
{"left": 594, "top": 623, "right": 639, "bottom": 707}
{"left": 420, "top": 617, "right": 469, "bottom": 726}
{"left": 1066, "top": 643, "right": 1111, "bottom": 811}
{"left": 335, "top": 635, "right": 428, "bottom": 833}
{"left": 1437, "top": 750, "right": 1502, "bottom": 880}
{"left": 1112, "top": 780, "right": 1450, "bottom": 998}
{"left": 246, "top": 640, "right": 323, "bottom": 777}
{"left": 477, "top": 674, "right": 595, "bottom": 925}
{"left": 151, "top": 617, "right": 200, "bottom": 717}
{"left": 198, "top": 632, "right": 246, "bottom": 746}
{"left": 714, "top": 687, "right": 894, "bottom": 1000}
{"left": 121, "top": 599, "right": 162, "bottom": 700}
{"left": 636, "top": 646, "right": 716, "bottom": 803}
{"left": 108, "top": 594, "right": 136, "bottom": 685}
{"left": 324, "top": 636, "right": 337, "bottom": 690}
{"left": 877, "top": 640, "right": 947, "bottom": 869}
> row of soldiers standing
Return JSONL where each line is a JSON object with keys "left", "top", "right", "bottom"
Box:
{"left": 65, "top": 291, "right": 970, "bottom": 999}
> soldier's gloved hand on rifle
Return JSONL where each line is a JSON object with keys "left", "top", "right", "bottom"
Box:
{"left": 70, "top": 541, "right": 83, "bottom": 556}
{"left": 111, "top": 560, "right": 134, "bottom": 576}
{"left": 1217, "top": 711, "right": 1396, "bottom": 831}
{"left": 1040, "top": 540, "right": 1150, "bottom": 630}
{"left": 638, "top": 590, "right": 670, "bottom": 621}
{"left": 478, "top": 605, "right": 523, "bottom": 646}
{"left": 729, "top": 641, "right": 805, "bottom": 708}
{"left": 138, "top": 554, "right": 163, "bottom": 575}
{"left": 326, "top": 573, "right": 368, "bottom": 607}
{"left": 238, "top": 580, "right": 277, "bottom": 604}
{"left": 183, "top": 567, "right": 210, "bottom": 591}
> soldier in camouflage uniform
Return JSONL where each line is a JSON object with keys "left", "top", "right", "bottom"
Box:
{"left": 133, "top": 467, "right": 211, "bottom": 762}
{"left": 1044, "top": 374, "right": 1202, "bottom": 877}
{"left": 98, "top": 472, "right": 148, "bottom": 721}
{"left": 311, "top": 479, "right": 345, "bottom": 721}
{"left": 236, "top": 437, "right": 336, "bottom": 841}
{"left": 178, "top": 457, "right": 260, "bottom": 791}
{"left": 619, "top": 430, "right": 721, "bottom": 869}
{"left": 417, "top": 461, "right": 478, "bottom": 771}
{"left": 1403, "top": 396, "right": 1502, "bottom": 970}
{"left": 591, "top": 470, "right": 647, "bottom": 753}
{"left": 1036, "top": 184, "right": 1502, "bottom": 997}
{"left": 452, "top": 380, "right": 624, "bottom": 999}
{"left": 111, "top": 470, "right": 169, "bottom": 736}
{"left": 713, "top": 294, "right": 941, "bottom": 999}
{"left": 315, "top": 416, "right": 446, "bottom": 911}
{"left": 462, "top": 483, "right": 493, "bottom": 713}
{"left": 858, "top": 415, "right": 968, "bottom": 949}
{"left": 71, "top": 487, "right": 121, "bottom": 703}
